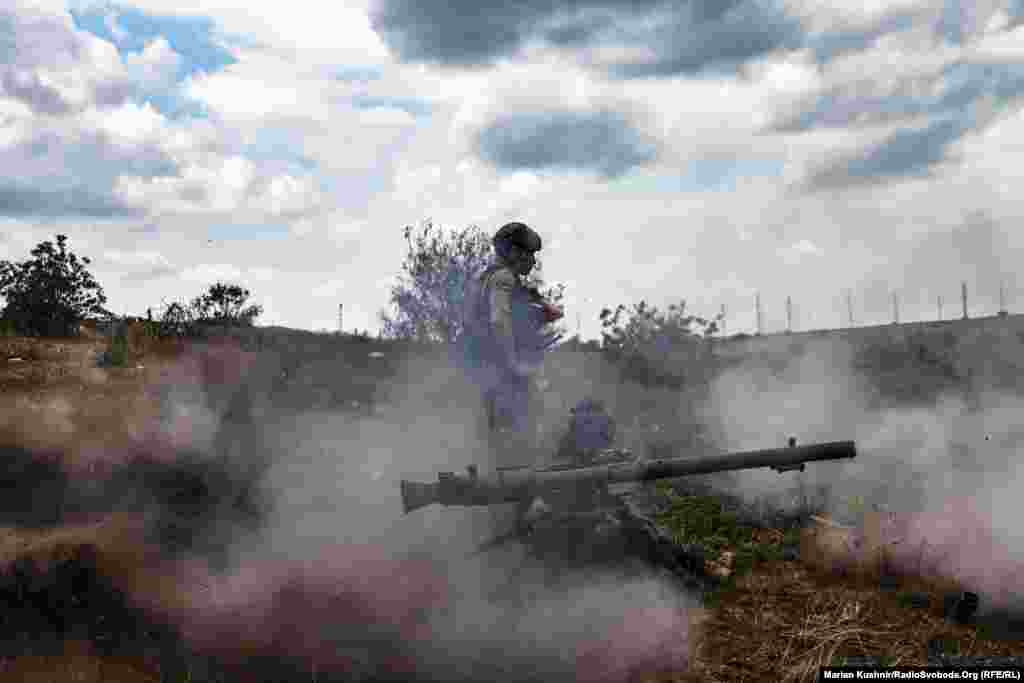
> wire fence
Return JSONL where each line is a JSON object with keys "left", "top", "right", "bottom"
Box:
{"left": 721, "top": 281, "right": 1014, "bottom": 337}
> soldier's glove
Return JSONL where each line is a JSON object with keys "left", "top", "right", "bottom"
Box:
{"left": 540, "top": 302, "right": 564, "bottom": 323}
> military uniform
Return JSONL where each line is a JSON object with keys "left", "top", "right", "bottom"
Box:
{"left": 465, "top": 263, "right": 535, "bottom": 463}
{"left": 464, "top": 223, "right": 558, "bottom": 465}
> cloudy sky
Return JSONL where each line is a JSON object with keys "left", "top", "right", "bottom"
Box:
{"left": 2, "top": 0, "right": 1024, "bottom": 337}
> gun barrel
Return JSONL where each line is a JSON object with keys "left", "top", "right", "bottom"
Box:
{"left": 400, "top": 440, "right": 857, "bottom": 512}
{"left": 630, "top": 440, "right": 856, "bottom": 481}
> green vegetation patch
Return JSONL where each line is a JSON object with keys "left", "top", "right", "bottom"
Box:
{"left": 653, "top": 482, "right": 793, "bottom": 578}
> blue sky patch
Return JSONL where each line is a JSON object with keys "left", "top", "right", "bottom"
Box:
{"left": 332, "top": 66, "right": 385, "bottom": 82}
{"left": 206, "top": 223, "right": 291, "bottom": 242}
{"left": 778, "top": 59, "right": 1024, "bottom": 135}
{"left": 71, "top": 4, "right": 237, "bottom": 80}
{"left": 1011, "top": 0, "right": 1024, "bottom": 23}
{"left": 933, "top": 61, "right": 1024, "bottom": 115}
{"left": 845, "top": 118, "right": 966, "bottom": 180}
{"left": 351, "top": 95, "right": 433, "bottom": 119}
{"left": 686, "top": 157, "right": 784, "bottom": 191}
{"left": 142, "top": 92, "right": 210, "bottom": 119}
{"left": 614, "top": 158, "right": 784, "bottom": 194}
{"left": 806, "top": 13, "right": 915, "bottom": 64}
{"left": 242, "top": 130, "right": 319, "bottom": 174}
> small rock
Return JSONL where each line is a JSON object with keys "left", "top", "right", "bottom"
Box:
{"left": 368, "top": 351, "right": 385, "bottom": 359}
{"left": 900, "top": 591, "right": 931, "bottom": 609}
{"left": 8, "top": 357, "right": 23, "bottom": 363}
{"left": 705, "top": 550, "right": 736, "bottom": 579}
{"left": 839, "top": 656, "right": 886, "bottom": 667}
{"left": 944, "top": 591, "right": 979, "bottom": 624}
{"left": 879, "top": 574, "right": 901, "bottom": 591}
{"left": 928, "top": 636, "right": 957, "bottom": 658}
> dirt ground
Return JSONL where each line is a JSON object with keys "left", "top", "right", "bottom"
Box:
{"left": 1, "top": 331, "right": 1021, "bottom": 682}
{"left": 0, "top": 330, "right": 185, "bottom": 455}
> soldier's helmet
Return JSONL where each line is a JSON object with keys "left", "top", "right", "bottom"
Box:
{"left": 493, "top": 222, "right": 542, "bottom": 255}
{"left": 569, "top": 398, "right": 615, "bottom": 452}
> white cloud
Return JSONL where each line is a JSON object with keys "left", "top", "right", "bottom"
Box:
{"left": 743, "top": 50, "right": 822, "bottom": 96}
{"left": 498, "top": 171, "right": 542, "bottom": 198}
{"left": 180, "top": 263, "right": 244, "bottom": 284}
{"left": 77, "top": 0, "right": 389, "bottom": 65}
{"left": 357, "top": 107, "right": 416, "bottom": 127}
{"left": 2, "top": 0, "right": 1022, "bottom": 336}
{"left": 783, "top": 0, "right": 937, "bottom": 32}
{"left": 124, "top": 37, "right": 182, "bottom": 90}
{"left": 970, "top": 24, "right": 1024, "bottom": 61}
{"left": 259, "top": 174, "right": 322, "bottom": 216}
{"left": 310, "top": 278, "right": 347, "bottom": 298}
{"left": 114, "top": 153, "right": 322, "bottom": 220}
{"left": 184, "top": 63, "right": 328, "bottom": 122}
{"left": 779, "top": 239, "right": 825, "bottom": 265}
{"left": 103, "top": 248, "right": 172, "bottom": 268}
{"left": 85, "top": 100, "right": 166, "bottom": 145}
{"left": 114, "top": 157, "right": 248, "bottom": 213}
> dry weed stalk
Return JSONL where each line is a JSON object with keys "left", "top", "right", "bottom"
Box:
{"left": 778, "top": 593, "right": 885, "bottom": 682}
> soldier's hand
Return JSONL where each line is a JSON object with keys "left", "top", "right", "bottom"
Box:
{"left": 541, "top": 303, "right": 564, "bottom": 323}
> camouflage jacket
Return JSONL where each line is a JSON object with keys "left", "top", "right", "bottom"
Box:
{"left": 462, "top": 263, "right": 524, "bottom": 372}
{"left": 464, "top": 262, "right": 562, "bottom": 375}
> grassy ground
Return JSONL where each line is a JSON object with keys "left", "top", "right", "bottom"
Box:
{"left": 644, "top": 481, "right": 1023, "bottom": 683}
{"left": 0, "top": 328, "right": 1021, "bottom": 682}
{"left": 3, "top": 483, "right": 1018, "bottom": 683}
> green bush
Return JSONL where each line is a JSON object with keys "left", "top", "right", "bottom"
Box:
{"left": 378, "top": 220, "right": 566, "bottom": 345}
{"left": 654, "top": 484, "right": 809, "bottom": 580}
{"left": 655, "top": 490, "right": 747, "bottom": 559}
{"left": 0, "top": 234, "right": 110, "bottom": 337}
{"left": 99, "top": 329, "right": 129, "bottom": 367}
{"left": 599, "top": 300, "right": 721, "bottom": 389}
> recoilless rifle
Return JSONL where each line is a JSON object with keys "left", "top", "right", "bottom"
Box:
{"left": 400, "top": 402, "right": 857, "bottom": 585}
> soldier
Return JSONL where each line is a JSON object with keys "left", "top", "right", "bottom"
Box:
{"left": 553, "top": 398, "right": 617, "bottom": 467}
{"left": 464, "top": 222, "right": 563, "bottom": 463}
{"left": 459, "top": 222, "right": 563, "bottom": 544}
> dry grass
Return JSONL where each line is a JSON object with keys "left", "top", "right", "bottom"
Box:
{"left": 679, "top": 561, "right": 1020, "bottom": 682}
{"left": 642, "top": 513, "right": 1023, "bottom": 683}
{"left": 0, "top": 640, "right": 161, "bottom": 683}
{"left": 1, "top": 332, "right": 1022, "bottom": 682}
{"left": 4, "top": 488, "right": 1015, "bottom": 683}
{"left": 0, "top": 514, "right": 175, "bottom": 595}
{"left": 0, "top": 519, "right": 181, "bottom": 682}
{"left": 0, "top": 333, "right": 210, "bottom": 464}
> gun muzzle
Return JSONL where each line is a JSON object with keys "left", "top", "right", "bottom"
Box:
{"left": 400, "top": 479, "right": 439, "bottom": 515}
